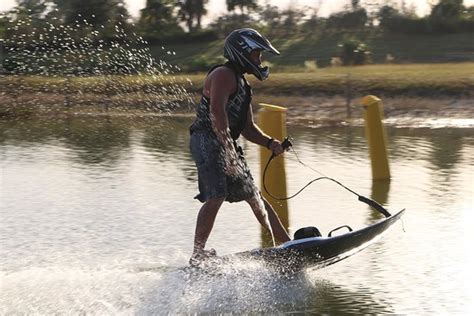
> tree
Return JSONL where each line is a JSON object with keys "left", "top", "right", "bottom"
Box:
{"left": 193, "top": 0, "right": 207, "bottom": 30}
{"left": 226, "top": 0, "right": 257, "bottom": 14}
{"left": 208, "top": 13, "right": 256, "bottom": 37}
{"left": 377, "top": 5, "right": 400, "bottom": 28}
{"left": 258, "top": 4, "right": 282, "bottom": 36}
{"left": 53, "top": 0, "right": 130, "bottom": 28}
{"left": 14, "top": 0, "right": 48, "bottom": 19}
{"left": 351, "top": 0, "right": 360, "bottom": 10}
{"left": 301, "top": 6, "right": 323, "bottom": 33}
{"left": 430, "top": 0, "right": 464, "bottom": 21}
{"left": 281, "top": 7, "right": 305, "bottom": 34}
{"left": 138, "top": 0, "right": 182, "bottom": 37}
{"left": 114, "top": 1, "right": 131, "bottom": 28}
{"left": 3, "top": 0, "right": 49, "bottom": 45}
{"left": 327, "top": 8, "right": 368, "bottom": 29}
{"left": 177, "top": 0, "right": 208, "bottom": 32}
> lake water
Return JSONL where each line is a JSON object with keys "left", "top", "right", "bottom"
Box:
{"left": 1, "top": 115, "right": 473, "bottom": 314}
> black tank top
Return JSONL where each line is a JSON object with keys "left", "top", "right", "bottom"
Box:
{"left": 190, "top": 62, "right": 252, "bottom": 140}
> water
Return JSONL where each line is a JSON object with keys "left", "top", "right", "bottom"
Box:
{"left": 1, "top": 116, "right": 473, "bottom": 314}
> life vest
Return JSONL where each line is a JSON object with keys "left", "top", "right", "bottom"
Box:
{"left": 190, "top": 61, "right": 252, "bottom": 140}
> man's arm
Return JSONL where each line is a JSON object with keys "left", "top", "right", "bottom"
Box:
{"left": 241, "top": 104, "right": 285, "bottom": 156}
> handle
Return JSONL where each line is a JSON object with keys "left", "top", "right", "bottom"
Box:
{"left": 328, "top": 225, "right": 353, "bottom": 237}
{"left": 281, "top": 137, "right": 292, "bottom": 150}
{"left": 358, "top": 196, "right": 392, "bottom": 218}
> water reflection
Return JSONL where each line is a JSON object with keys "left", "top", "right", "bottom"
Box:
{"left": 140, "top": 116, "right": 192, "bottom": 157}
{"left": 429, "top": 129, "right": 465, "bottom": 170}
{"left": 302, "top": 278, "right": 394, "bottom": 314}
{"left": 0, "top": 116, "right": 131, "bottom": 166}
{"left": 289, "top": 125, "right": 367, "bottom": 159}
{"left": 139, "top": 116, "right": 197, "bottom": 182}
{"left": 61, "top": 116, "right": 131, "bottom": 165}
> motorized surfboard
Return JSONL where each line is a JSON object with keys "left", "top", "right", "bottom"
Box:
{"left": 225, "top": 209, "right": 405, "bottom": 273}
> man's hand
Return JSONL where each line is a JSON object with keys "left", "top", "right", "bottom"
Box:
{"left": 268, "top": 139, "right": 286, "bottom": 156}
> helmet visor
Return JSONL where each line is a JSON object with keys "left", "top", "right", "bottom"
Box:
{"left": 239, "top": 29, "right": 280, "bottom": 56}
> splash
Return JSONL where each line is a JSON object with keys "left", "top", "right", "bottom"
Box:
{"left": 138, "top": 258, "right": 310, "bottom": 314}
{"left": 0, "top": 259, "right": 316, "bottom": 314}
{"left": 2, "top": 12, "right": 194, "bottom": 113}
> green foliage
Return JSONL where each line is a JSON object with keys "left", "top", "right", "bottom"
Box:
{"left": 327, "top": 8, "right": 368, "bottom": 29}
{"left": 429, "top": 0, "right": 473, "bottom": 33}
{"left": 226, "top": 0, "right": 257, "bottom": 14}
{"left": 257, "top": 4, "right": 281, "bottom": 35}
{"left": 0, "top": 12, "right": 8, "bottom": 39}
{"left": 379, "top": 11, "right": 430, "bottom": 34}
{"left": 16, "top": 0, "right": 48, "bottom": 18}
{"left": 378, "top": 2, "right": 474, "bottom": 34}
{"left": 338, "top": 38, "right": 371, "bottom": 66}
{"left": 257, "top": 4, "right": 307, "bottom": 37}
{"left": 208, "top": 13, "right": 257, "bottom": 37}
{"left": 55, "top": 0, "right": 126, "bottom": 28}
{"left": 430, "top": 0, "right": 464, "bottom": 21}
{"left": 138, "top": 0, "right": 183, "bottom": 37}
{"left": 177, "top": 0, "right": 208, "bottom": 32}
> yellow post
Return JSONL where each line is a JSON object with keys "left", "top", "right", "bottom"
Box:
{"left": 361, "top": 95, "right": 391, "bottom": 180}
{"left": 258, "top": 103, "right": 289, "bottom": 245}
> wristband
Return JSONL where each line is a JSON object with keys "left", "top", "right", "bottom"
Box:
{"left": 266, "top": 138, "right": 274, "bottom": 149}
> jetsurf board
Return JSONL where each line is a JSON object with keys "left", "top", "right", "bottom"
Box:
{"left": 218, "top": 209, "right": 405, "bottom": 274}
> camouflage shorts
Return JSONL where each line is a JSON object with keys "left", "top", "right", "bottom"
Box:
{"left": 190, "top": 131, "right": 258, "bottom": 203}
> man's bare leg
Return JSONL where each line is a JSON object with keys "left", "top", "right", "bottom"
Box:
{"left": 262, "top": 197, "right": 291, "bottom": 242}
{"left": 192, "top": 197, "right": 225, "bottom": 257}
{"left": 246, "top": 194, "right": 291, "bottom": 243}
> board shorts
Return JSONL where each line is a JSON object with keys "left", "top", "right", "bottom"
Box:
{"left": 190, "top": 131, "right": 258, "bottom": 203}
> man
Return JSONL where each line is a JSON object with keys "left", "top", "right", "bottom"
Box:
{"left": 189, "top": 28, "right": 291, "bottom": 264}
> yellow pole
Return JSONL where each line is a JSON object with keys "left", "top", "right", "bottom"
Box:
{"left": 361, "top": 95, "right": 391, "bottom": 180}
{"left": 258, "top": 103, "right": 289, "bottom": 245}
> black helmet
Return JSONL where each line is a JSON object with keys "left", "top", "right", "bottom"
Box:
{"left": 224, "top": 28, "right": 280, "bottom": 81}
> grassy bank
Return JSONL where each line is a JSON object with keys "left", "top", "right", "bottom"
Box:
{"left": 224, "top": 63, "right": 474, "bottom": 97}
{"left": 2, "top": 63, "right": 473, "bottom": 97}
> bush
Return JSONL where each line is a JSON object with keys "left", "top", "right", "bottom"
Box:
{"left": 378, "top": 3, "right": 474, "bottom": 34}
{"left": 327, "top": 9, "right": 368, "bottom": 30}
{"left": 338, "top": 39, "right": 371, "bottom": 66}
{"left": 144, "top": 30, "right": 218, "bottom": 45}
{"left": 208, "top": 14, "right": 258, "bottom": 38}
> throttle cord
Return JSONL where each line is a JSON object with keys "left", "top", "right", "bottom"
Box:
{"left": 263, "top": 138, "right": 392, "bottom": 218}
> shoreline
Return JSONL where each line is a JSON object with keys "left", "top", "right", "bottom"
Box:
{"left": 1, "top": 93, "right": 472, "bottom": 128}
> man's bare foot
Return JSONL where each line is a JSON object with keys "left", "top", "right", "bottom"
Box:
{"left": 189, "top": 248, "right": 217, "bottom": 266}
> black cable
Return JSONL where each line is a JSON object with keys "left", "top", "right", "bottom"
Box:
{"left": 262, "top": 141, "right": 392, "bottom": 218}
{"left": 263, "top": 153, "right": 359, "bottom": 200}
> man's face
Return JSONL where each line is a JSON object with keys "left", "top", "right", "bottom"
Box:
{"left": 250, "top": 50, "right": 262, "bottom": 66}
